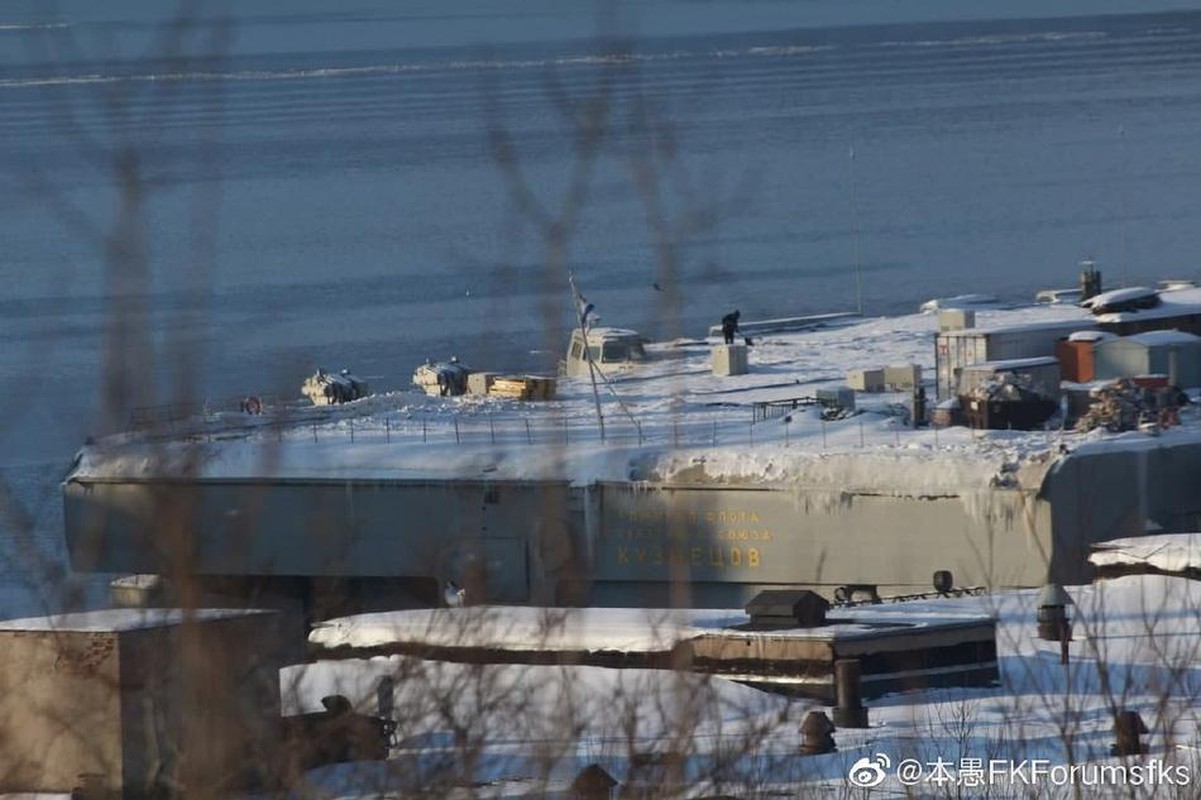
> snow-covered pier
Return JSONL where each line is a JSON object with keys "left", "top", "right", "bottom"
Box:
{"left": 308, "top": 602, "right": 998, "bottom": 702}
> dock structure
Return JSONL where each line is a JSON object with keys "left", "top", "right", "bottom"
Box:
{"left": 308, "top": 602, "right": 999, "bottom": 703}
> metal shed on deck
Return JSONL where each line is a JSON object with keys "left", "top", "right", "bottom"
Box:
{"left": 1093, "top": 330, "right": 1201, "bottom": 388}
{"left": 935, "top": 319, "right": 1094, "bottom": 399}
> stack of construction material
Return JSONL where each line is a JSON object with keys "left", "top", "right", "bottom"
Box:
{"left": 489, "top": 375, "right": 557, "bottom": 401}
{"left": 1074, "top": 379, "right": 1187, "bottom": 433}
{"left": 1074, "top": 381, "right": 1143, "bottom": 432}
{"left": 467, "top": 371, "right": 498, "bottom": 395}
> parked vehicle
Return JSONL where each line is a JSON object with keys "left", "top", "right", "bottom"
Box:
{"left": 302, "top": 369, "right": 370, "bottom": 405}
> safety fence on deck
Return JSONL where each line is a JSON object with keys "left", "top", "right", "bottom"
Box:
{"left": 124, "top": 399, "right": 984, "bottom": 452}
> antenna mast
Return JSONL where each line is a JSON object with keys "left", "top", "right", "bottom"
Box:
{"left": 849, "top": 144, "right": 864, "bottom": 316}
{"left": 569, "top": 272, "right": 606, "bottom": 441}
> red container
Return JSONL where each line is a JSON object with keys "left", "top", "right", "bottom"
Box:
{"left": 1055, "top": 339, "right": 1095, "bottom": 383}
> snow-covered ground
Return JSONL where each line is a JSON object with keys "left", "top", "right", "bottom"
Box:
{"left": 72, "top": 301, "right": 1186, "bottom": 500}
{"left": 286, "top": 573, "right": 1201, "bottom": 797}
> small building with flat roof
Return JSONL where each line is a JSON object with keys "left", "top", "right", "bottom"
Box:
{"left": 1093, "top": 330, "right": 1201, "bottom": 387}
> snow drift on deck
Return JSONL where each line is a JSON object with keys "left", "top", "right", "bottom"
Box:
{"left": 1089, "top": 533, "right": 1201, "bottom": 573}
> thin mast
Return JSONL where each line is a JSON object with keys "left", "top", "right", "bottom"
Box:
{"left": 849, "top": 144, "right": 864, "bottom": 316}
{"left": 570, "top": 272, "right": 606, "bottom": 441}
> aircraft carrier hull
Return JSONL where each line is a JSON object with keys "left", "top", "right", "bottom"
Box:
{"left": 64, "top": 440, "right": 1201, "bottom": 609}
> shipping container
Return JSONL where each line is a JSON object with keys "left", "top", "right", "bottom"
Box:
{"left": 847, "top": 368, "right": 885, "bottom": 392}
{"left": 1055, "top": 339, "right": 1096, "bottom": 383}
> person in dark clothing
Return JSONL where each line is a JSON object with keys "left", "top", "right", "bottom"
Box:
{"left": 720, "top": 310, "right": 741, "bottom": 345}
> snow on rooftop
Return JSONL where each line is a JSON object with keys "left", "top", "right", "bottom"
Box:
{"left": 309, "top": 607, "right": 742, "bottom": 653}
{"left": 308, "top": 603, "right": 993, "bottom": 653}
{"left": 1080, "top": 286, "right": 1158, "bottom": 310}
{"left": 1067, "top": 329, "right": 1113, "bottom": 342}
{"left": 1089, "top": 533, "right": 1201, "bottom": 573}
{"left": 938, "top": 316, "right": 1094, "bottom": 337}
{"left": 1108, "top": 329, "right": 1201, "bottom": 347}
{"left": 1093, "top": 286, "right": 1201, "bottom": 322}
{"left": 0, "top": 608, "right": 270, "bottom": 632}
{"left": 962, "top": 356, "right": 1060, "bottom": 371}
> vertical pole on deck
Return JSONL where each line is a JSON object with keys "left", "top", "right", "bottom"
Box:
{"left": 570, "top": 272, "right": 606, "bottom": 443}
{"left": 849, "top": 144, "right": 864, "bottom": 317}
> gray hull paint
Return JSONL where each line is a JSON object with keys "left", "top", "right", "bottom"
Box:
{"left": 62, "top": 442, "right": 1201, "bottom": 605}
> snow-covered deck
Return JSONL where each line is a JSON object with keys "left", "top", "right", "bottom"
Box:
{"left": 72, "top": 303, "right": 1117, "bottom": 494}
